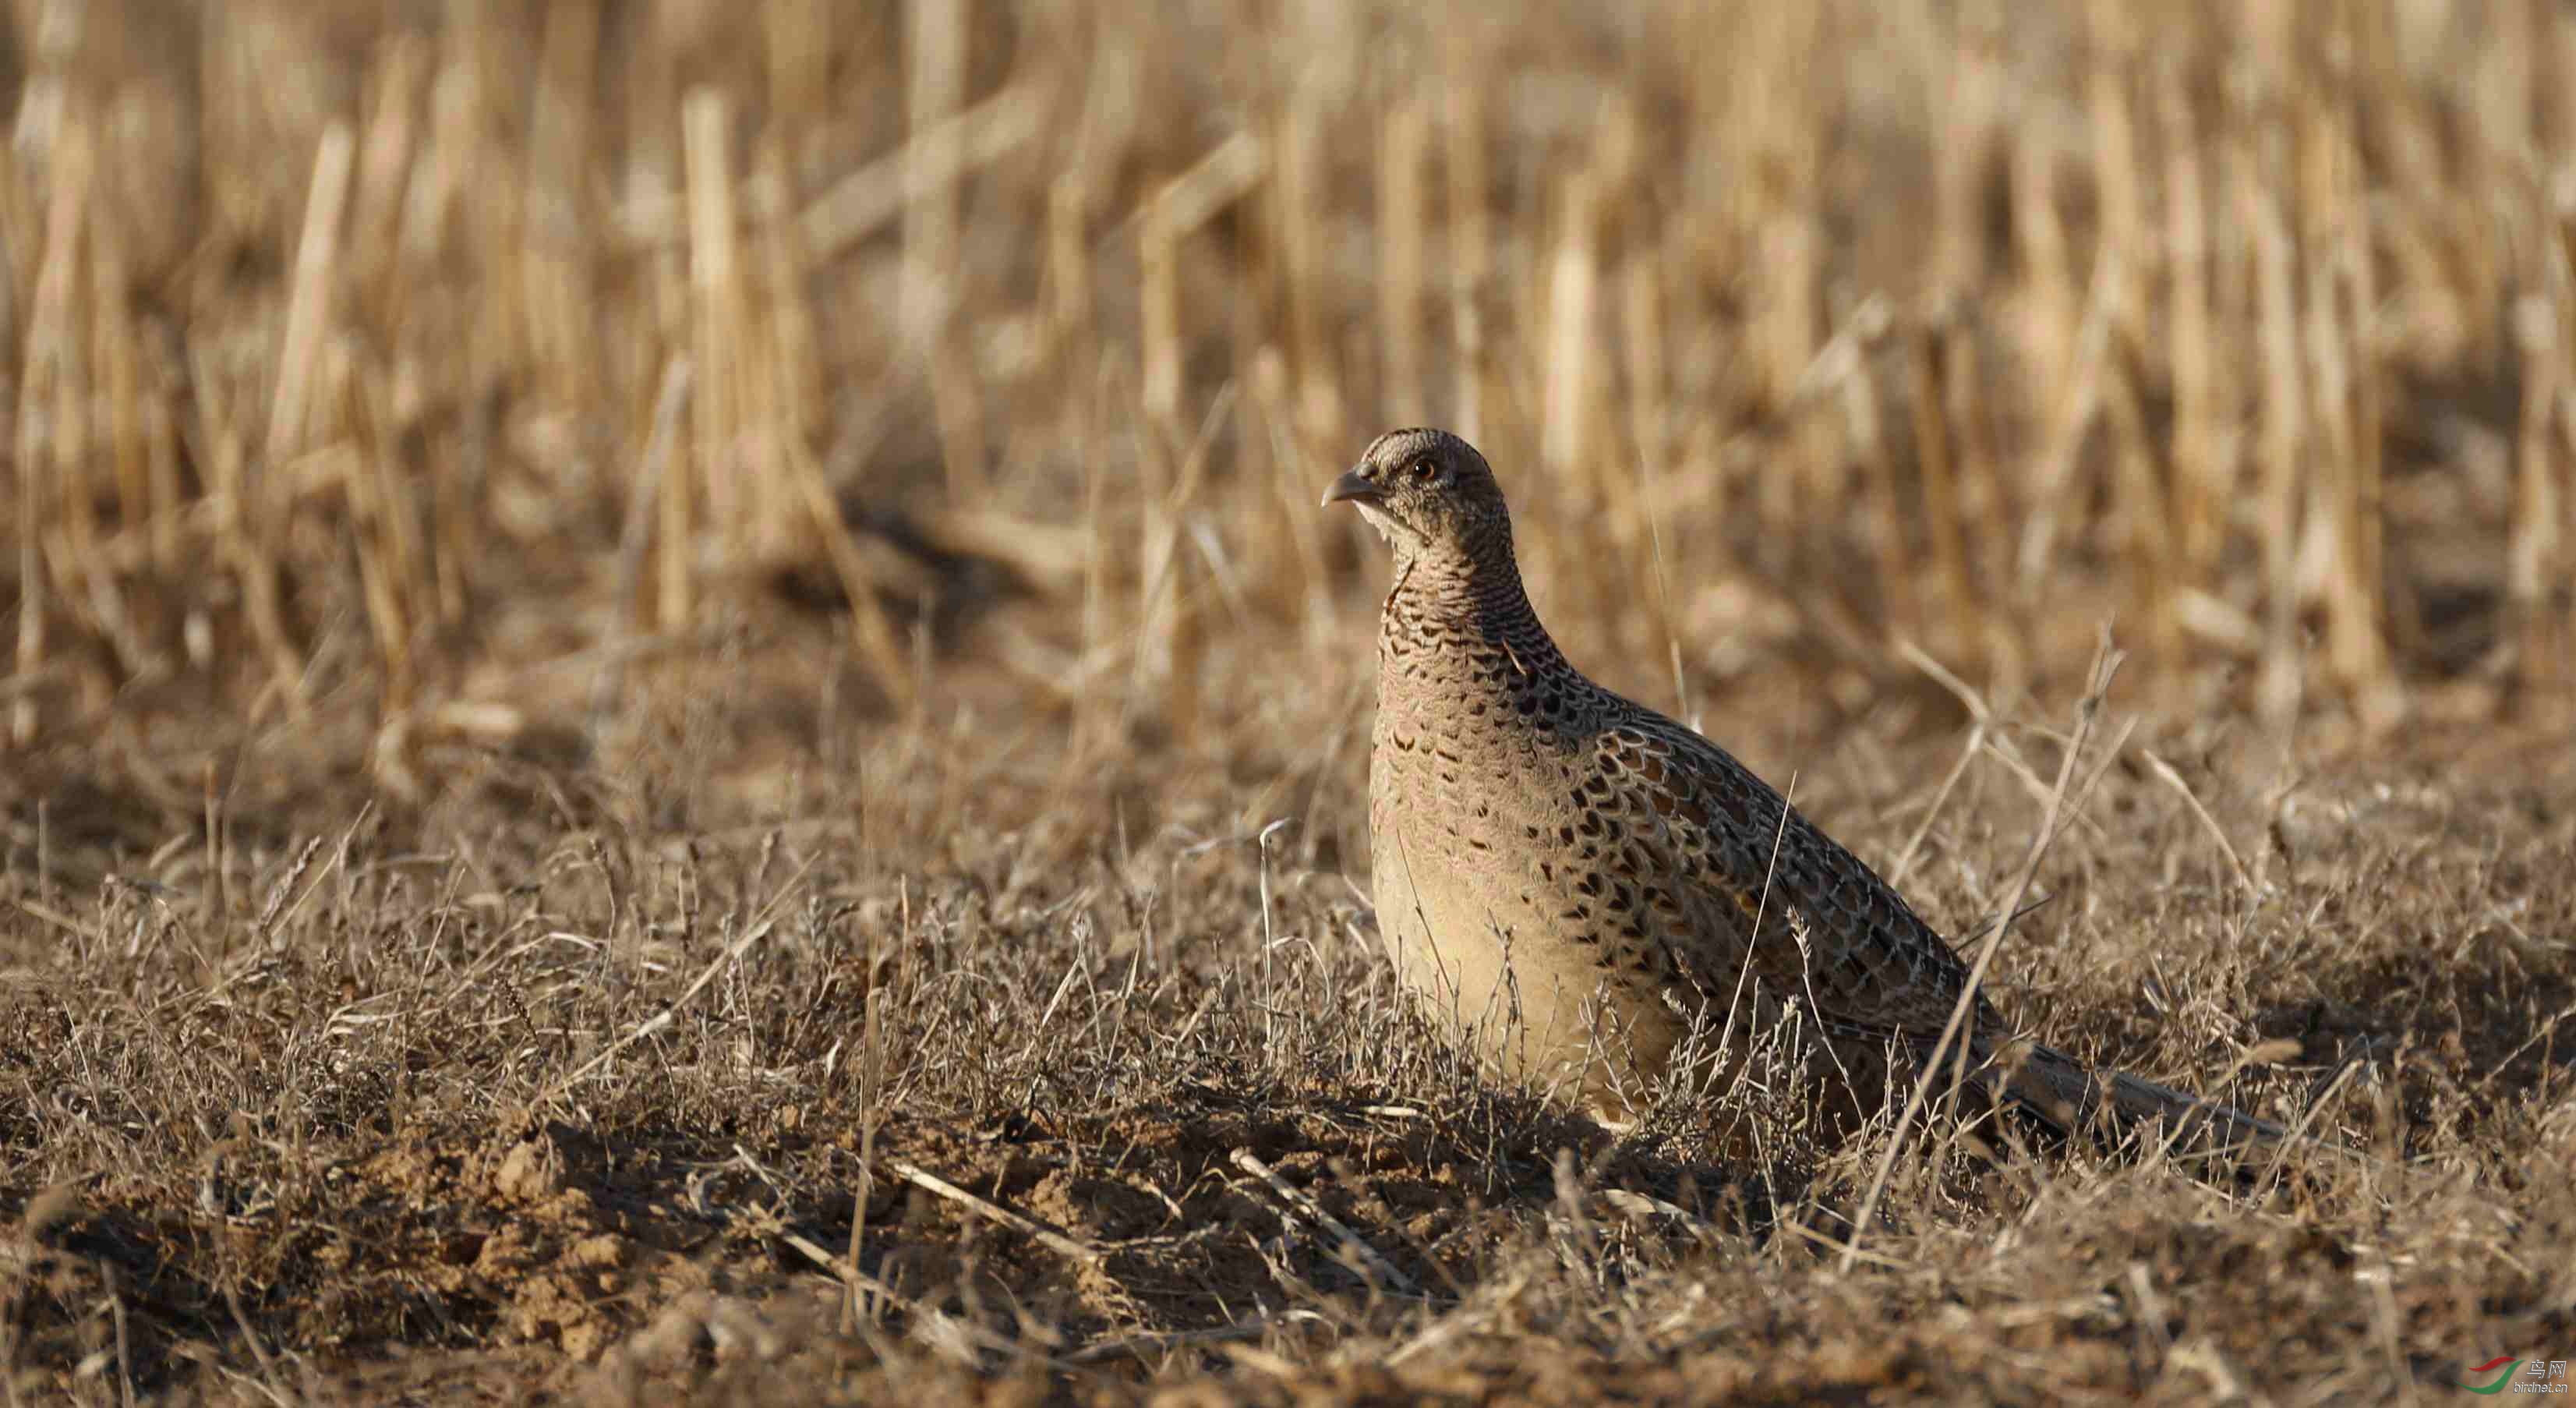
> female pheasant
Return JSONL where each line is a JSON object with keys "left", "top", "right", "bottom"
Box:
{"left": 1326, "top": 426, "right": 2278, "bottom": 1152}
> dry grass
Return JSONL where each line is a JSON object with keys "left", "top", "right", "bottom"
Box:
{"left": 1, "top": 0, "right": 2572, "bottom": 1402}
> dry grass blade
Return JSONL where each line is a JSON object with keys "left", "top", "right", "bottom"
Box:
{"left": 1888, "top": 642, "right": 1990, "bottom": 886}
{"left": 1065, "top": 1321, "right": 1278, "bottom": 1367}
{"left": 592, "top": 356, "right": 694, "bottom": 738}
{"left": 798, "top": 83, "right": 1049, "bottom": 259}
{"left": 1230, "top": 1148, "right": 1417, "bottom": 1296}
{"left": 889, "top": 1162, "right": 1103, "bottom": 1266}
{"left": 2142, "top": 748, "right": 2255, "bottom": 898}
{"left": 4, "top": 893, "right": 102, "bottom": 943}
{"left": 1841, "top": 631, "right": 2121, "bottom": 1273}
{"left": 266, "top": 122, "right": 355, "bottom": 471}
{"left": 777, "top": 1233, "right": 1061, "bottom": 1369}
{"left": 542, "top": 851, "right": 817, "bottom": 1102}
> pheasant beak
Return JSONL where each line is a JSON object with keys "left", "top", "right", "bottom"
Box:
{"left": 1321, "top": 466, "right": 1381, "bottom": 508}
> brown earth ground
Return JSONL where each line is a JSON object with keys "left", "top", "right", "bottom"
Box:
{"left": 3, "top": 600, "right": 2571, "bottom": 1405}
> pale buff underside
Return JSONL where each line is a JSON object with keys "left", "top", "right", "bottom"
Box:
{"left": 1366, "top": 714, "right": 1905, "bottom": 1136}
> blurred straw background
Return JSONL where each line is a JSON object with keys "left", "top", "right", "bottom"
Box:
{"left": 0, "top": 0, "right": 2570, "bottom": 802}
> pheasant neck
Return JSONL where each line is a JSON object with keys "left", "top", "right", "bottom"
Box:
{"left": 1380, "top": 527, "right": 1567, "bottom": 677}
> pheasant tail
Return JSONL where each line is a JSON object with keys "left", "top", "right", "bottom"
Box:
{"left": 2002, "top": 1042, "right": 2286, "bottom": 1152}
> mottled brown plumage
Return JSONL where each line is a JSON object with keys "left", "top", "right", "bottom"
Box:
{"left": 1327, "top": 427, "right": 2277, "bottom": 1151}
